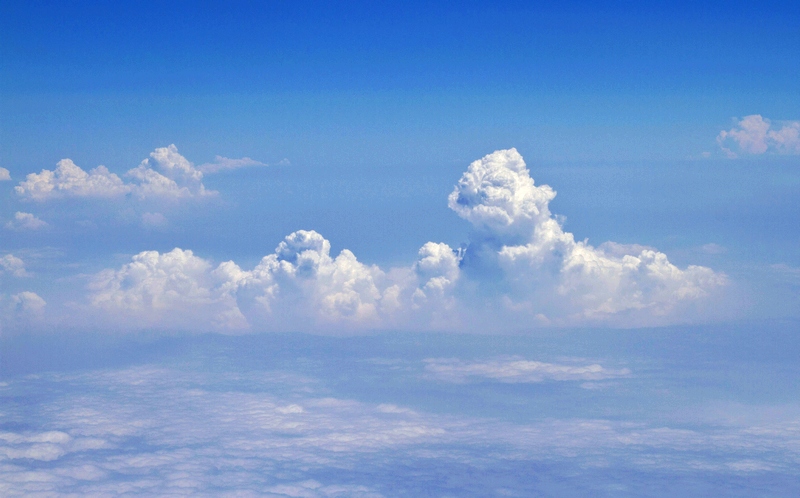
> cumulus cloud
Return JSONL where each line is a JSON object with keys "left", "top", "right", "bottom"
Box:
{"left": 0, "top": 167, "right": 10, "bottom": 181}
{"left": 198, "top": 155, "right": 268, "bottom": 173}
{"left": 0, "top": 254, "right": 26, "bottom": 277}
{"left": 83, "top": 149, "right": 725, "bottom": 332}
{"left": 717, "top": 115, "right": 800, "bottom": 158}
{"left": 10, "top": 291, "right": 47, "bottom": 313}
{"left": 451, "top": 149, "right": 726, "bottom": 323}
{"left": 14, "top": 145, "right": 215, "bottom": 201}
{"left": 5, "top": 211, "right": 48, "bottom": 231}
{"left": 87, "top": 230, "right": 458, "bottom": 332}
{"left": 89, "top": 248, "right": 248, "bottom": 331}
{"left": 424, "top": 357, "right": 631, "bottom": 383}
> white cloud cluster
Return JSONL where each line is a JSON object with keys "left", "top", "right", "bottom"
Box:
{"left": 424, "top": 357, "right": 631, "bottom": 383}
{"left": 14, "top": 145, "right": 218, "bottom": 201}
{"left": 5, "top": 212, "right": 48, "bottom": 231}
{"left": 0, "top": 167, "right": 10, "bottom": 181}
{"left": 84, "top": 149, "right": 725, "bottom": 332}
{"left": 717, "top": 115, "right": 800, "bottom": 158}
{"left": 88, "top": 231, "right": 457, "bottom": 332}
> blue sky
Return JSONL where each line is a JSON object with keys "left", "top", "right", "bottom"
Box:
{"left": 1, "top": 1, "right": 800, "bottom": 495}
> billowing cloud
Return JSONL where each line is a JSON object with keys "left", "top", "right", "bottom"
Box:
{"left": 198, "top": 155, "right": 268, "bottom": 174}
{"left": 14, "top": 145, "right": 214, "bottom": 201}
{"left": 82, "top": 149, "right": 725, "bottom": 332}
{"left": 0, "top": 254, "right": 26, "bottom": 277}
{"left": 5, "top": 211, "right": 48, "bottom": 231}
{"left": 717, "top": 115, "right": 800, "bottom": 158}
{"left": 0, "top": 167, "right": 10, "bottom": 181}
{"left": 14, "top": 159, "right": 129, "bottom": 200}
{"left": 88, "top": 230, "right": 454, "bottom": 332}
{"left": 450, "top": 149, "right": 725, "bottom": 323}
{"left": 424, "top": 357, "right": 630, "bottom": 383}
{"left": 88, "top": 248, "right": 248, "bottom": 331}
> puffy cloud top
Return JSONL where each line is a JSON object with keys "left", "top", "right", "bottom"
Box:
{"left": 448, "top": 148, "right": 556, "bottom": 240}
{"left": 14, "top": 145, "right": 214, "bottom": 201}
{"left": 0, "top": 167, "right": 11, "bottom": 181}
{"left": 717, "top": 115, "right": 800, "bottom": 158}
{"left": 15, "top": 160, "right": 129, "bottom": 201}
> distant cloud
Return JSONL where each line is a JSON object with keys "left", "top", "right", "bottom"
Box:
{"left": 717, "top": 115, "right": 800, "bottom": 158}
{"left": 10, "top": 291, "right": 47, "bottom": 314}
{"left": 424, "top": 357, "right": 630, "bottom": 383}
{"left": 83, "top": 149, "right": 726, "bottom": 332}
{"left": 198, "top": 155, "right": 268, "bottom": 174}
{"left": 14, "top": 145, "right": 214, "bottom": 201}
{"left": 0, "top": 167, "right": 10, "bottom": 181}
{"left": 89, "top": 248, "right": 248, "bottom": 331}
{"left": 699, "top": 243, "right": 726, "bottom": 255}
{"left": 0, "top": 254, "right": 26, "bottom": 277}
{"left": 5, "top": 212, "right": 48, "bottom": 231}
{"left": 140, "top": 212, "right": 168, "bottom": 229}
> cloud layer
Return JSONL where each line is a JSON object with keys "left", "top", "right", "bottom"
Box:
{"left": 717, "top": 115, "right": 800, "bottom": 158}
{"left": 79, "top": 148, "right": 725, "bottom": 332}
{"left": 1, "top": 360, "right": 797, "bottom": 496}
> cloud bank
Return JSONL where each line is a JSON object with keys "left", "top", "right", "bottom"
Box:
{"left": 717, "top": 115, "right": 800, "bottom": 158}
{"left": 12, "top": 145, "right": 249, "bottom": 201}
{"left": 79, "top": 149, "right": 725, "bottom": 332}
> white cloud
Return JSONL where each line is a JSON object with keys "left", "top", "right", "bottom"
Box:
{"left": 15, "top": 159, "right": 129, "bottom": 200}
{"left": 0, "top": 254, "right": 26, "bottom": 277}
{"left": 14, "top": 145, "right": 214, "bottom": 201}
{"left": 88, "top": 248, "right": 248, "bottom": 331}
{"left": 125, "top": 144, "right": 211, "bottom": 198}
{"left": 82, "top": 149, "right": 725, "bottom": 332}
{"left": 0, "top": 167, "right": 10, "bottom": 181}
{"left": 198, "top": 155, "right": 268, "bottom": 174}
{"left": 424, "top": 357, "right": 631, "bottom": 383}
{"left": 5, "top": 212, "right": 48, "bottom": 231}
{"left": 717, "top": 115, "right": 800, "bottom": 158}
{"left": 450, "top": 149, "right": 726, "bottom": 323}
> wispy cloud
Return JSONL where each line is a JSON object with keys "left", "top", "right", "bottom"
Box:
{"left": 197, "top": 155, "right": 270, "bottom": 174}
{"left": 423, "top": 357, "right": 631, "bottom": 383}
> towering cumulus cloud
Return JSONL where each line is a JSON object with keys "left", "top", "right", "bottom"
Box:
{"left": 449, "top": 149, "right": 725, "bottom": 323}
{"left": 86, "top": 149, "right": 725, "bottom": 332}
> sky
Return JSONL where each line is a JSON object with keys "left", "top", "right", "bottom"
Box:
{"left": 1, "top": 1, "right": 799, "bottom": 495}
